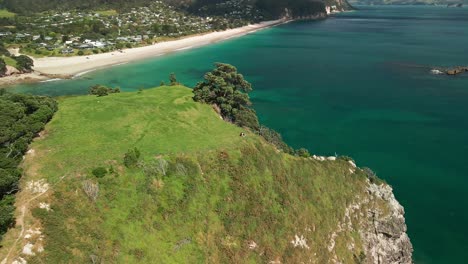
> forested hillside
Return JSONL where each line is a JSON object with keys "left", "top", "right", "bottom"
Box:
{"left": 348, "top": 0, "right": 466, "bottom": 5}
{"left": 1, "top": 0, "right": 350, "bottom": 18}
{"left": 0, "top": 91, "right": 57, "bottom": 240}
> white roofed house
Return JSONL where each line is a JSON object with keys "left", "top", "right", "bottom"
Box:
{"left": 91, "top": 41, "right": 106, "bottom": 48}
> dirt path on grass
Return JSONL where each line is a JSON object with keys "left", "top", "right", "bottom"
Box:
{"left": 1, "top": 175, "right": 66, "bottom": 264}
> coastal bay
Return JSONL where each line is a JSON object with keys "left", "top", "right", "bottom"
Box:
{"left": 8, "top": 5, "right": 468, "bottom": 263}
{"left": 0, "top": 20, "right": 286, "bottom": 86}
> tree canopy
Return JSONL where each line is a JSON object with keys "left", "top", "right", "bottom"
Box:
{"left": 0, "top": 58, "right": 6, "bottom": 76}
{"left": 193, "top": 63, "right": 259, "bottom": 130}
{"left": 14, "top": 55, "right": 34, "bottom": 72}
{"left": 0, "top": 91, "right": 57, "bottom": 240}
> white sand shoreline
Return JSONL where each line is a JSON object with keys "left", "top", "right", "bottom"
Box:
{"left": 0, "top": 20, "right": 288, "bottom": 87}
{"left": 32, "top": 19, "right": 288, "bottom": 78}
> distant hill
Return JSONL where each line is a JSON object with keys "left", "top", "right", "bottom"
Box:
{"left": 1, "top": 0, "right": 353, "bottom": 18}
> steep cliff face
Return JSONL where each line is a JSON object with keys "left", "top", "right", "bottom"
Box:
{"left": 360, "top": 182, "right": 413, "bottom": 264}
{"left": 324, "top": 165, "right": 413, "bottom": 264}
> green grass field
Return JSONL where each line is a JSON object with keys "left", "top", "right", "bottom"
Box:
{"left": 4, "top": 86, "right": 385, "bottom": 263}
{"left": 37, "top": 86, "right": 245, "bottom": 180}
{"left": 0, "top": 9, "right": 16, "bottom": 18}
{"left": 0, "top": 9, "right": 15, "bottom": 18}
{"left": 1, "top": 56, "right": 17, "bottom": 67}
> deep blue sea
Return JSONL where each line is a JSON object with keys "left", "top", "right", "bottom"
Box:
{"left": 10, "top": 5, "right": 468, "bottom": 263}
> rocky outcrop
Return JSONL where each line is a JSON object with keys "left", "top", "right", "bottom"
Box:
{"left": 446, "top": 66, "right": 468, "bottom": 75}
{"left": 360, "top": 182, "right": 413, "bottom": 264}
{"left": 5, "top": 65, "right": 20, "bottom": 76}
{"left": 431, "top": 66, "right": 468, "bottom": 76}
{"left": 324, "top": 174, "right": 412, "bottom": 264}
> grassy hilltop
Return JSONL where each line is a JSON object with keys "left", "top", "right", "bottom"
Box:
{"left": 0, "top": 86, "right": 391, "bottom": 263}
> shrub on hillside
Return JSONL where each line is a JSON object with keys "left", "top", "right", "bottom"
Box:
{"left": 295, "top": 148, "right": 311, "bottom": 158}
{"left": 363, "top": 167, "right": 385, "bottom": 184}
{"left": 257, "top": 126, "right": 293, "bottom": 154}
{"left": 124, "top": 147, "right": 141, "bottom": 168}
{"left": 88, "top": 84, "right": 121, "bottom": 97}
{"left": 0, "top": 43, "right": 10, "bottom": 57}
{"left": 0, "top": 195, "right": 15, "bottom": 240}
{"left": 92, "top": 167, "right": 107, "bottom": 178}
{"left": 233, "top": 107, "right": 260, "bottom": 131}
{"left": 0, "top": 58, "right": 6, "bottom": 76}
{"left": 169, "top": 73, "right": 177, "bottom": 86}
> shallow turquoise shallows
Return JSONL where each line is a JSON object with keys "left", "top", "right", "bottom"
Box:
{"left": 10, "top": 5, "right": 468, "bottom": 263}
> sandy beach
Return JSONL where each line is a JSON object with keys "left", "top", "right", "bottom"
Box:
{"left": 31, "top": 20, "right": 286, "bottom": 77}
{"left": 0, "top": 20, "right": 286, "bottom": 87}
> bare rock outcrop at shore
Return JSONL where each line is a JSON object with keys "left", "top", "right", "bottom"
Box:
{"left": 360, "top": 183, "right": 413, "bottom": 264}
{"left": 446, "top": 66, "right": 468, "bottom": 75}
{"left": 431, "top": 66, "right": 468, "bottom": 76}
{"left": 5, "top": 65, "right": 20, "bottom": 76}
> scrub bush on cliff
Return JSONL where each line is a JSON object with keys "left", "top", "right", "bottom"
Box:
{"left": 123, "top": 148, "right": 141, "bottom": 168}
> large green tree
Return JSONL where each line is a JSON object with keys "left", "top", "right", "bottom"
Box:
{"left": 193, "top": 63, "right": 259, "bottom": 130}
{"left": 0, "top": 58, "right": 6, "bottom": 76}
{"left": 14, "top": 55, "right": 34, "bottom": 72}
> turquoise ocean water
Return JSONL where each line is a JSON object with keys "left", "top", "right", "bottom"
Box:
{"left": 10, "top": 6, "right": 468, "bottom": 263}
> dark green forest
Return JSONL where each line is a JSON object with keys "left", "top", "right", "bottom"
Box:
{"left": 0, "top": 90, "right": 57, "bottom": 240}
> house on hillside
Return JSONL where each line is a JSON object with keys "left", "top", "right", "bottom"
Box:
{"left": 91, "top": 41, "right": 106, "bottom": 48}
{"left": 78, "top": 43, "right": 93, "bottom": 49}
{"left": 61, "top": 48, "right": 74, "bottom": 54}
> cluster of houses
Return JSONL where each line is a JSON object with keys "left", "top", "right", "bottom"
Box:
{"left": 201, "top": 0, "right": 263, "bottom": 20}
{"left": 0, "top": 0, "right": 259, "bottom": 56}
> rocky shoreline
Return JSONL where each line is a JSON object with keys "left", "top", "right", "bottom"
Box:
{"left": 0, "top": 72, "right": 71, "bottom": 87}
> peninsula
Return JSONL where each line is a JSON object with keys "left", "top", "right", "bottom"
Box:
{"left": 0, "top": 64, "right": 412, "bottom": 263}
